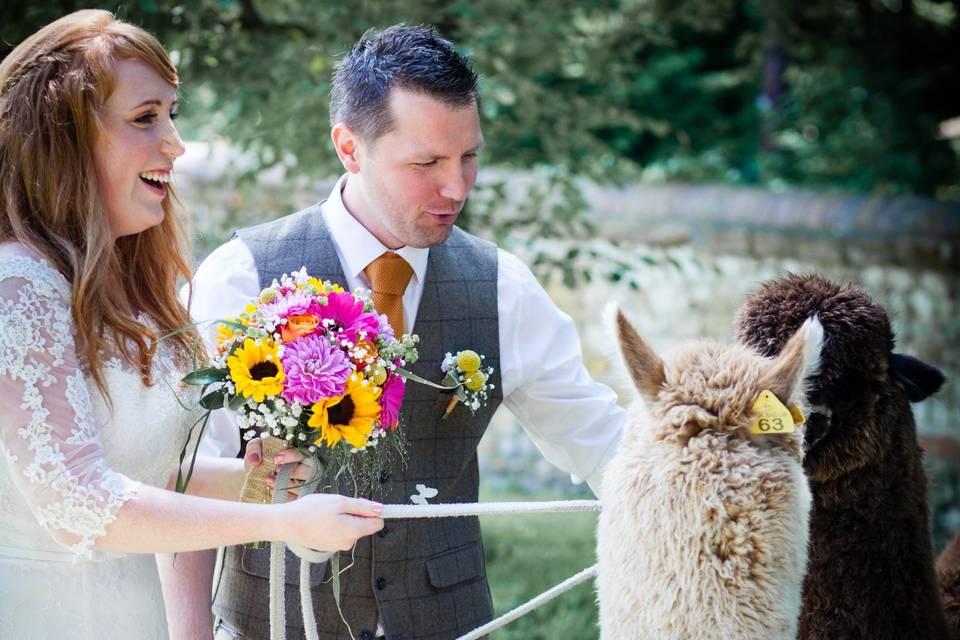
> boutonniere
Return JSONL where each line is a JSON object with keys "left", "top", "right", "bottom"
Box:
{"left": 439, "top": 350, "right": 495, "bottom": 418}
{"left": 395, "top": 348, "right": 495, "bottom": 419}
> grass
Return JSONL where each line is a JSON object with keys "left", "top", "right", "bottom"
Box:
{"left": 479, "top": 487, "right": 600, "bottom": 640}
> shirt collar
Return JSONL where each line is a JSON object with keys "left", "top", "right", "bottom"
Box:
{"left": 321, "top": 174, "right": 429, "bottom": 284}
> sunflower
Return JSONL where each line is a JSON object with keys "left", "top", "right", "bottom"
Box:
{"left": 227, "top": 338, "right": 285, "bottom": 402}
{"left": 308, "top": 374, "right": 381, "bottom": 448}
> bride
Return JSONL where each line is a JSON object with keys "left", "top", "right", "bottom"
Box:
{"left": 0, "top": 10, "right": 383, "bottom": 639}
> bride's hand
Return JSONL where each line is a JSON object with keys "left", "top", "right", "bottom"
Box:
{"left": 263, "top": 447, "right": 315, "bottom": 500}
{"left": 242, "top": 437, "right": 264, "bottom": 471}
{"left": 280, "top": 494, "right": 384, "bottom": 550}
{"left": 243, "top": 439, "right": 314, "bottom": 501}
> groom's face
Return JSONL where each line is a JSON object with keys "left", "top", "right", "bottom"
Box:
{"left": 356, "top": 89, "right": 482, "bottom": 248}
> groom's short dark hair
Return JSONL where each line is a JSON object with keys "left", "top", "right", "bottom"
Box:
{"left": 330, "top": 24, "right": 479, "bottom": 141}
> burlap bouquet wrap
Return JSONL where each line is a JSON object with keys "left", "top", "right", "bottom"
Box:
{"left": 240, "top": 435, "right": 291, "bottom": 504}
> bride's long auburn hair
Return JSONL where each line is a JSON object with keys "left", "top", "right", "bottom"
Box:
{"left": 0, "top": 9, "right": 201, "bottom": 400}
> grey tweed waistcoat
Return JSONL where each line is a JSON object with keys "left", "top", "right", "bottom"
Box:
{"left": 212, "top": 204, "right": 502, "bottom": 640}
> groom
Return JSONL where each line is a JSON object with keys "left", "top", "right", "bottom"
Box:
{"left": 175, "top": 25, "right": 625, "bottom": 640}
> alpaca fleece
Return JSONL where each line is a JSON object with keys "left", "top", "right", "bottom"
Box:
{"left": 735, "top": 273, "right": 948, "bottom": 640}
{"left": 598, "top": 317, "right": 817, "bottom": 640}
{"left": 938, "top": 531, "right": 960, "bottom": 639}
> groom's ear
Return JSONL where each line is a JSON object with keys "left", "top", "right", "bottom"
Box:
{"left": 331, "top": 123, "right": 361, "bottom": 174}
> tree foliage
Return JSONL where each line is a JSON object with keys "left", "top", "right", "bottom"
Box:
{"left": 2, "top": 0, "right": 958, "bottom": 208}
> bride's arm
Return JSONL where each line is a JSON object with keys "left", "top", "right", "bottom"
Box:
{"left": 0, "top": 271, "right": 383, "bottom": 557}
{"left": 99, "top": 483, "right": 383, "bottom": 553}
{"left": 168, "top": 454, "right": 246, "bottom": 501}
{"left": 157, "top": 550, "right": 216, "bottom": 640}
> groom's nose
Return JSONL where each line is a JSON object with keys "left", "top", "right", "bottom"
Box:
{"left": 437, "top": 163, "right": 472, "bottom": 203}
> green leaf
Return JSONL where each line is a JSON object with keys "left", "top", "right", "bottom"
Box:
{"left": 217, "top": 319, "right": 247, "bottom": 332}
{"left": 331, "top": 552, "right": 340, "bottom": 602}
{"left": 228, "top": 393, "right": 248, "bottom": 411}
{"left": 393, "top": 367, "right": 459, "bottom": 391}
{"left": 182, "top": 367, "right": 229, "bottom": 386}
{"left": 199, "top": 389, "right": 228, "bottom": 410}
{"left": 330, "top": 551, "right": 356, "bottom": 636}
{"left": 175, "top": 410, "right": 213, "bottom": 494}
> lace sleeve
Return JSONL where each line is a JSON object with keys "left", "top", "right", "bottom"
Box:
{"left": 0, "top": 256, "right": 139, "bottom": 558}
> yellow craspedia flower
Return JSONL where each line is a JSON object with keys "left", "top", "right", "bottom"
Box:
{"left": 308, "top": 374, "right": 381, "bottom": 448}
{"left": 215, "top": 319, "right": 238, "bottom": 345}
{"left": 367, "top": 364, "right": 388, "bottom": 386}
{"left": 463, "top": 370, "right": 487, "bottom": 392}
{"left": 456, "top": 350, "right": 482, "bottom": 372}
{"left": 227, "top": 338, "right": 285, "bottom": 402}
{"left": 259, "top": 287, "right": 280, "bottom": 303}
{"left": 307, "top": 277, "right": 345, "bottom": 294}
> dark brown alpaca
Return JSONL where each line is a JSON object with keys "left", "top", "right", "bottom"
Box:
{"left": 734, "top": 273, "right": 947, "bottom": 640}
{"left": 938, "top": 531, "right": 960, "bottom": 639}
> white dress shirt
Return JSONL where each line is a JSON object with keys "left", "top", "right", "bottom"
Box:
{"left": 183, "top": 174, "right": 625, "bottom": 495}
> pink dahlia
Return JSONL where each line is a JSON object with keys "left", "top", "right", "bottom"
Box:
{"left": 379, "top": 372, "right": 406, "bottom": 430}
{"left": 319, "top": 291, "right": 380, "bottom": 342}
{"left": 260, "top": 289, "right": 321, "bottom": 323}
{"left": 280, "top": 333, "right": 352, "bottom": 404}
{"left": 376, "top": 313, "right": 396, "bottom": 342}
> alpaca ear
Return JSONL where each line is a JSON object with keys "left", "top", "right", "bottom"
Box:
{"left": 890, "top": 353, "right": 945, "bottom": 402}
{"left": 757, "top": 315, "right": 824, "bottom": 403}
{"left": 614, "top": 307, "right": 665, "bottom": 404}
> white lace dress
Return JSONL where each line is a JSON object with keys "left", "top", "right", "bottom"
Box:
{"left": 0, "top": 242, "right": 199, "bottom": 639}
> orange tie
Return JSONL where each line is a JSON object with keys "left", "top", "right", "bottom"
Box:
{"left": 364, "top": 251, "right": 414, "bottom": 336}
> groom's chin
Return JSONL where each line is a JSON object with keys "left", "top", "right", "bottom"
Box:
{"left": 408, "top": 224, "right": 455, "bottom": 248}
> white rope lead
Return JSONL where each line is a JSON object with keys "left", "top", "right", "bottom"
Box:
{"left": 288, "top": 470, "right": 330, "bottom": 640}
{"left": 456, "top": 564, "right": 600, "bottom": 640}
{"left": 381, "top": 499, "right": 601, "bottom": 519}
{"left": 269, "top": 463, "right": 294, "bottom": 640}
{"left": 378, "top": 500, "right": 602, "bottom": 640}
{"left": 270, "top": 497, "right": 603, "bottom": 640}
{"left": 271, "top": 464, "right": 334, "bottom": 640}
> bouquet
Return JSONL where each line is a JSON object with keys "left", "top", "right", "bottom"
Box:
{"left": 176, "top": 267, "right": 493, "bottom": 504}
{"left": 179, "top": 268, "right": 419, "bottom": 502}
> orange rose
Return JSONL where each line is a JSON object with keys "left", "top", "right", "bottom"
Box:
{"left": 280, "top": 314, "right": 320, "bottom": 343}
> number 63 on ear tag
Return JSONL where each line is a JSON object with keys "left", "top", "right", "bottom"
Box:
{"left": 750, "top": 389, "right": 802, "bottom": 435}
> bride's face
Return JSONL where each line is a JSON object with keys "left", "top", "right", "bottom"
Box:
{"left": 92, "top": 58, "right": 185, "bottom": 239}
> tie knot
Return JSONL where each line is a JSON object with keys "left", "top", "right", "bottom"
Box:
{"left": 364, "top": 252, "right": 414, "bottom": 297}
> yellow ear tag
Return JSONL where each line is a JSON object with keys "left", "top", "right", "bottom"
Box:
{"left": 788, "top": 404, "right": 806, "bottom": 425}
{"left": 750, "top": 389, "right": 797, "bottom": 435}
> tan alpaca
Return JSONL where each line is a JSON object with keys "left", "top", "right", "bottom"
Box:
{"left": 597, "top": 311, "right": 821, "bottom": 640}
